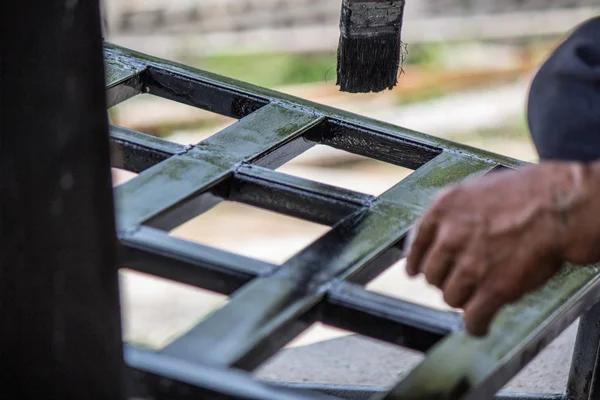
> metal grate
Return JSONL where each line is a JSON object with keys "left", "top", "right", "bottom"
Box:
{"left": 106, "top": 43, "right": 600, "bottom": 400}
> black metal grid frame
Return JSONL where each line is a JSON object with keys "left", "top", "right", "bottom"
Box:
{"left": 105, "top": 42, "right": 600, "bottom": 400}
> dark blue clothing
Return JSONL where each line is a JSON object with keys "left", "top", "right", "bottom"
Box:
{"left": 528, "top": 17, "right": 600, "bottom": 162}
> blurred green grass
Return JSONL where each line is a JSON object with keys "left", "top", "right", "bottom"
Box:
{"left": 192, "top": 44, "right": 442, "bottom": 88}
{"left": 196, "top": 52, "right": 338, "bottom": 87}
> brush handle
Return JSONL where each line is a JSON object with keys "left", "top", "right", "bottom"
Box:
{"left": 340, "top": 0, "right": 405, "bottom": 38}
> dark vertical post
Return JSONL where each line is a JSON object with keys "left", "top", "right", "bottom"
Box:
{"left": 1, "top": 1, "right": 124, "bottom": 399}
{"left": 566, "top": 302, "right": 600, "bottom": 400}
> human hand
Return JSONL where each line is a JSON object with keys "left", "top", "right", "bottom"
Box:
{"left": 404, "top": 162, "right": 600, "bottom": 336}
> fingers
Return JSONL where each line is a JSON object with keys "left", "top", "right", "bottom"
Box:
{"left": 404, "top": 201, "right": 505, "bottom": 336}
{"left": 463, "top": 289, "right": 507, "bottom": 337}
{"left": 421, "top": 245, "right": 455, "bottom": 288}
{"left": 405, "top": 213, "right": 438, "bottom": 276}
{"left": 442, "top": 262, "right": 478, "bottom": 309}
{"left": 421, "top": 223, "right": 470, "bottom": 287}
{"left": 406, "top": 186, "right": 465, "bottom": 277}
{"left": 458, "top": 249, "right": 564, "bottom": 336}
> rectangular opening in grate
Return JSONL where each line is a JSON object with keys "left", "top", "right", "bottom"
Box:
{"left": 168, "top": 201, "right": 331, "bottom": 265}
{"left": 276, "top": 144, "right": 414, "bottom": 197}
{"left": 256, "top": 322, "right": 424, "bottom": 387}
{"left": 365, "top": 258, "right": 454, "bottom": 312}
{"left": 120, "top": 269, "right": 229, "bottom": 350}
{"left": 109, "top": 93, "right": 237, "bottom": 145}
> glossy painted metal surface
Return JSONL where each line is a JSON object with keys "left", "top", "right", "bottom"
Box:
{"left": 272, "top": 383, "right": 565, "bottom": 400}
{"left": 566, "top": 302, "right": 600, "bottom": 400}
{"left": 103, "top": 43, "right": 600, "bottom": 399}
{"left": 379, "top": 265, "right": 600, "bottom": 400}
{"left": 126, "top": 345, "right": 337, "bottom": 400}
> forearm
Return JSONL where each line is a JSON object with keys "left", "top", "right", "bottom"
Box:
{"left": 559, "top": 160, "right": 600, "bottom": 264}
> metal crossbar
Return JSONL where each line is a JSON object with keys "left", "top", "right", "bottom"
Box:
{"left": 105, "top": 44, "right": 600, "bottom": 400}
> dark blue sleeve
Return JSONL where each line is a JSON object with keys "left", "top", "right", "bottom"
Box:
{"left": 527, "top": 17, "right": 600, "bottom": 162}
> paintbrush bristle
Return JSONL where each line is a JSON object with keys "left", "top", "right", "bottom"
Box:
{"left": 336, "top": 0, "right": 406, "bottom": 94}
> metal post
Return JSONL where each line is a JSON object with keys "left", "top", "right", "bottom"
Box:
{"left": 1, "top": 1, "right": 124, "bottom": 399}
{"left": 567, "top": 302, "right": 600, "bottom": 400}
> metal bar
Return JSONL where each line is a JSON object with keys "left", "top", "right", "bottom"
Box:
{"left": 493, "top": 395, "right": 565, "bottom": 400}
{"left": 344, "top": 238, "right": 408, "bottom": 286}
{"left": 121, "top": 226, "right": 275, "bottom": 295}
{"left": 2, "top": 1, "right": 124, "bottom": 398}
{"left": 145, "top": 66, "right": 268, "bottom": 119}
{"left": 114, "top": 103, "right": 324, "bottom": 231}
{"left": 161, "top": 152, "right": 496, "bottom": 369}
{"left": 103, "top": 42, "right": 527, "bottom": 170}
{"left": 116, "top": 157, "right": 227, "bottom": 232}
{"left": 270, "top": 383, "right": 564, "bottom": 400}
{"left": 271, "top": 383, "right": 387, "bottom": 400}
{"left": 109, "top": 125, "right": 187, "bottom": 173}
{"left": 379, "top": 264, "right": 600, "bottom": 400}
{"left": 567, "top": 302, "right": 600, "bottom": 400}
{"left": 324, "top": 281, "right": 462, "bottom": 352}
{"left": 106, "top": 73, "right": 145, "bottom": 108}
{"left": 304, "top": 121, "right": 441, "bottom": 170}
{"left": 125, "top": 346, "right": 339, "bottom": 400}
{"left": 105, "top": 49, "right": 146, "bottom": 88}
{"left": 128, "top": 354, "right": 564, "bottom": 400}
{"left": 110, "top": 124, "right": 187, "bottom": 158}
{"left": 104, "top": 51, "right": 146, "bottom": 107}
{"left": 232, "top": 164, "right": 374, "bottom": 226}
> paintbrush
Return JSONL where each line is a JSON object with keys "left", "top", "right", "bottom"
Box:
{"left": 336, "top": 0, "right": 406, "bottom": 93}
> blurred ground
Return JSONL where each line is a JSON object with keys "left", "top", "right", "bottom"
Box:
{"left": 106, "top": 3, "right": 590, "bottom": 394}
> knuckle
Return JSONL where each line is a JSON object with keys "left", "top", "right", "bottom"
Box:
{"left": 437, "top": 240, "right": 455, "bottom": 254}
{"left": 486, "top": 281, "right": 517, "bottom": 301}
{"left": 456, "top": 267, "right": 479, "bottom": 288}
{"left": 443, "top": 290, "right": 462, "bottom": 308}
{"left": 457, "top": 259, "right": 483, "bottom": 281}
{"left": 438, "top": 226, "right": 469, "bottom": 251}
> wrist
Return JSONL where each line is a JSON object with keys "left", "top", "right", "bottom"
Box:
{"left": 559, "top": 160, "right": 600, "bottom": 264}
